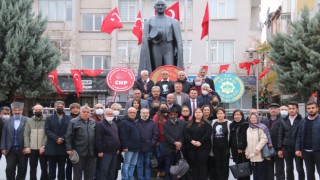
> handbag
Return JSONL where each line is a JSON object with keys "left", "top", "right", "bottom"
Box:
{"left": 169, "top": 151, "right": 189, "bottom": 178}
{"left": 261, "top": 144, "right": 276, "bottom": 158}
{"left": 229, "top": 162, "right": 251, "bottom": 179}
{"left": 150, "top": 155, "right": 159, "bottom": 168}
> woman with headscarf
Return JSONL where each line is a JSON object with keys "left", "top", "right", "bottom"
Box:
{"left": 245, "top": 113, "right": 269, "bottom": 180}
{"left": 230, "top": 109, "right": 250, "bottom": 180}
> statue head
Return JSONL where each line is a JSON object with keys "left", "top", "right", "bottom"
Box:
{"left": 154, "top": 0, "right": 167, "bottom": 15}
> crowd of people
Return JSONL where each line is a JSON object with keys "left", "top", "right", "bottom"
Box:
{"left": 0, "top": 68, "right": 319, "bottom": 180}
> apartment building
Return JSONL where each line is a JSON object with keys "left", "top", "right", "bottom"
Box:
{"left": 31, "top": 0, "right": 261, "bottom": 109}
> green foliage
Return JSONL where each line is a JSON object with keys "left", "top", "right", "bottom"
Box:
{"left": 0, "top": 0, "right": 60, "bottom": 101}
{"left": 269, "top": 7, "right": 320, "bottom": 102}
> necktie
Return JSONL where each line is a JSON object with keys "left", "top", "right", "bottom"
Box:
{"left": 192, "top": 100, "right": 196, "bottom": 112}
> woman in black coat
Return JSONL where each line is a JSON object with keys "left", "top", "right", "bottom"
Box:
{"left": 184, "top": 108, "right": 212, "bottom": 180}
{"left": 229, "top": 109, "right": 250, "bottom": 180}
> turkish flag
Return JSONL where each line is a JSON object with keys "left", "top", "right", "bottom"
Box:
{"left": 81, "top": 69, "right": 104, "bottom": 77}
{"left": 258, "top": 68, "right": 269, "bottom": 80}
{"left": 165, "top": 1, "right": 180, "bottom": 21}
{"left": 201, "top": 1, "right": 209, "bottom": 40}
{"left": 71, "top": 70, "right": 83, "bottom": 97}
{"left": 201, "top": 66, "right": 208, "bottom": 72}
{"left": 219, "top": 64, "right": 230, "bottom": 74}
{"left": 101, "top": 7, "right": 123, "bottom": 34}
{"left": 239, "top": 62, "right": 252, "bottom": 76}
{"left": 48, "top": 70, "right": 65, "bottom": 94}
{"left": 132, "top": 11, "right": 143, "bottom": 45}
{"left": 252, "top": 59, "right": 261, "bottom": 65}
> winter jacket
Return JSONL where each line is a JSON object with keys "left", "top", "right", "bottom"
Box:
{"left": 119, "top": 117, "right": 141, "bottom": 152}
{"left": 261, "top": 114, "right": 282, "bottom": 150}
{"left": 230, "top": 119, "right": 249, "bottom": 152}
{"left": 245, "top": 127, "right": 268, "bottom": 162}
{"left": 163, "top": 119, "right": 186, "bottom": 155}
{"left": 133, "top": 78, "right": 155, "bottom": 97}
{"left": 136, "top": 119, "right": 159, "bottom": 152}
{"left": 65, "top": 117, "right": 96, "bottom": 156}
{"left": 184, "top": 121, "right": 212, "bottom": 150}
{"left": 24, "top": 115, "right": 47, "bottom": 150}
{"left": 296, "top": 115, "right": 320, "bottom": 151}
{"left": 45, "top": 113, "right": 71, "bottom": 155}
{"left": 153, "top": 115, "right": 167, "bottom": 142}
{"left": 95, "top": 119, "right": 121, "bottom": 153}
{"left": 277, "top": 114, "right": 302, "bottom": 149}
{"left": 175, "top": 78, "right": 192, "bottom": 94}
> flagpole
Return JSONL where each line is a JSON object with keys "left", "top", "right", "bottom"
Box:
{"left": 183, "top": 0, "right": 188, "bottom": 72}
{"left": 207, "top": 1, "right": 211, "bottom": 78}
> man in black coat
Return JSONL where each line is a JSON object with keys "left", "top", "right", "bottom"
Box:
{"left": 133, "top": 70, "right": 155, "bottom": 99}
{"left": 163, "top": 107, "right": 186, "bottom": 180}
{"left": 262, "top": 103, "right": 285, "bottom": 180}
{"left": 175, "top": 71, "right": 192, "bottom": 94}
{"left": 166, "top": 93, "right": 182, "bottom": 117}
{"left": 278, "top": 102, "right": 304, "bottom": 180}
{"left": 45, "top": 101, "right": 71, "bottom": 180}
{"left": 1, "top": 102, "right": 28, "bottom": 180}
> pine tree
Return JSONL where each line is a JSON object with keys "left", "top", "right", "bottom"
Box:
{"left": 0, "top": 0, "right": 60, "bottom": 102}
{"left": 269, "top": 7, "right": 320, "bottom": 102}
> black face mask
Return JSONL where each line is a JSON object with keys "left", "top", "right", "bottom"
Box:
{"left": 56, "top": 108, "right": 64, "bottom": 114}
{"left": 153, "top": 106, "right": 159, "bottom": 111}
{"left": 34, "top": 112, "right": 42, "bottom": 118}
{"left": 160, "top": 108, "right": 168, "bottom": 113}
{"left": 212, "top": 101, "right": 219, "bottom": 106}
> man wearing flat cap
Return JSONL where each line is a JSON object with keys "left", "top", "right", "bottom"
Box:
{"left": 1, "top": 102, "right": 28, "bottom": 180}
{"left": 163, "top": 107, "right": 186, "bottom": 180}
{"left": 262, "top": 103, "right": 285, "bottom": 180}
{"left": 138, "top": 0, "right": 183, "bottom": 73}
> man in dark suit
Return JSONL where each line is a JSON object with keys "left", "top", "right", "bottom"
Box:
{"left": 1, "top": 102, "right": 28, "bottom": 180}
{"left": 166, "top": 93, "right": 182, "bottom": 117}
{"left": 183, "top": 88, "right": 203, "bottom": 117}
{"left": 133, "top": 70, "right": 155, "bottom": 99}
{"left": 45, "top": 101, "right": 72, "bottom": 180}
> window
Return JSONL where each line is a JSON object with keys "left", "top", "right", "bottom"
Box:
{"left": 81, "top": 14, "right": 105, "bottom": 31}
{"left": 39, "top": 0, "right": 72, "bottom": 21}
{"left": 117, "top": 41, "right": 140, "bottom": 64}
{"left": 183, "top": 41, "right": 192, "bottom": 63}
{"left": 52, "top": 40, "right": 71, "bottom": 61}
{"left": 210, "top": 0, "right": 236, "bottom": 19}
{"left": 210, "top": 41, "right": 234, "bottom": 63}
{"left": 119, "top": 0, "right": 141, "bottom": 22}
{"left": 81, "top": 56, "right": 111, "bottom": 70}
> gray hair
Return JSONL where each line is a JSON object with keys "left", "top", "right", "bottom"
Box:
{"left": 54, "top": 101, "right": 65, "bottom": 107}
{"left": 152, "top": 86, "right": 160, "bottom": 91}
{"left": 105, "top": 108, "right": 113, "bottom": 114}
{"left": 80, "top": 105, "right": 91, "bottom": 112}
{"left": 141, "top": 70, "right": 149, "bottom": 75}
{"left": 111, "top": 103, "right": 122, "bottom": 110}
{"left": 32, "top": 104, "right": 44, "bottom": 111}
{"left": 201, "top": 83, "right": 210, "bottom": 89}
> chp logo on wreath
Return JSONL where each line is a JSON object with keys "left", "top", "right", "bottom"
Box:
{"left": 214, "top": 73, "right": 245, "bottom": 103}
{"left": 106, "top": 67, "right": 135, "bottom": 92}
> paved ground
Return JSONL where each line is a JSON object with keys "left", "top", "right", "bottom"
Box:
{"left": 0, "top": 157, "right": 318, "bottom": 180}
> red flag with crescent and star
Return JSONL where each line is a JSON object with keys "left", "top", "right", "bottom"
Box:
{"left": 219, "top": 64, "right": 230, "bottom": 74}
{"left": 165, "top": 1, "right": 180, "bottom": 21}
{"left": 201, "top": 1, "right": 209, "bottom": 40}
{"left": 48, "top": 70, "right": 65, "bottom": 94}
{"left": 71, "top": 70, "right": 83, "bottom": 97}
{"left": 101, "top": 7, "right": 123, "bottom": 34}
{"left": 81, "top": 69, "right": 104, "bottom": 77}
{"left": 132, "top": 11, "right": 143, "bottom": 45}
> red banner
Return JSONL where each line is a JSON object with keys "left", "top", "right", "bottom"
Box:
{"left": 48, "top": 70, "right": 65, "bottom": 94}
{"left": 81, "top": 69, "right": 104, "bottom": 77}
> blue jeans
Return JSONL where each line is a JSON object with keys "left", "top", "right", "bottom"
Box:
{"left": 137, "top": 152, "right": 152, "bottom": 180}
{"left": 121, "top": 151, "right": 138, "bottom": 180}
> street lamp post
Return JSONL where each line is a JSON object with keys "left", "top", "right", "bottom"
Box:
{"left": 246, "top": 48, "right": 259, "bottom": 110}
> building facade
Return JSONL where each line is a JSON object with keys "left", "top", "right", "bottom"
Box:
{"left": 31, "top": 0, "right": 261, "bottom": 109}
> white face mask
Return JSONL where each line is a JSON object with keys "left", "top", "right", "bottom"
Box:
{"left": 113, "top": 110, "right": 120, "bottom": 116}
{"left": 2, "top": 115, "right": 10, "bottom": 120}
{"left": 195, "top": 82, "right": 202, "bottom": 86}
{"left": 202, "top": 90, "right": 208, "bottom": 95}
{"left": 95, "top": 109, "right": 104, "bottom": 115}
{"left": 141, "top": 116, "right": 149, "bottom": 121}
{"left": 280, "top": 110, "right": 288, "bottom": 117}
{"left": 105, "top": 116, "right": 114, "bottom": 121}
